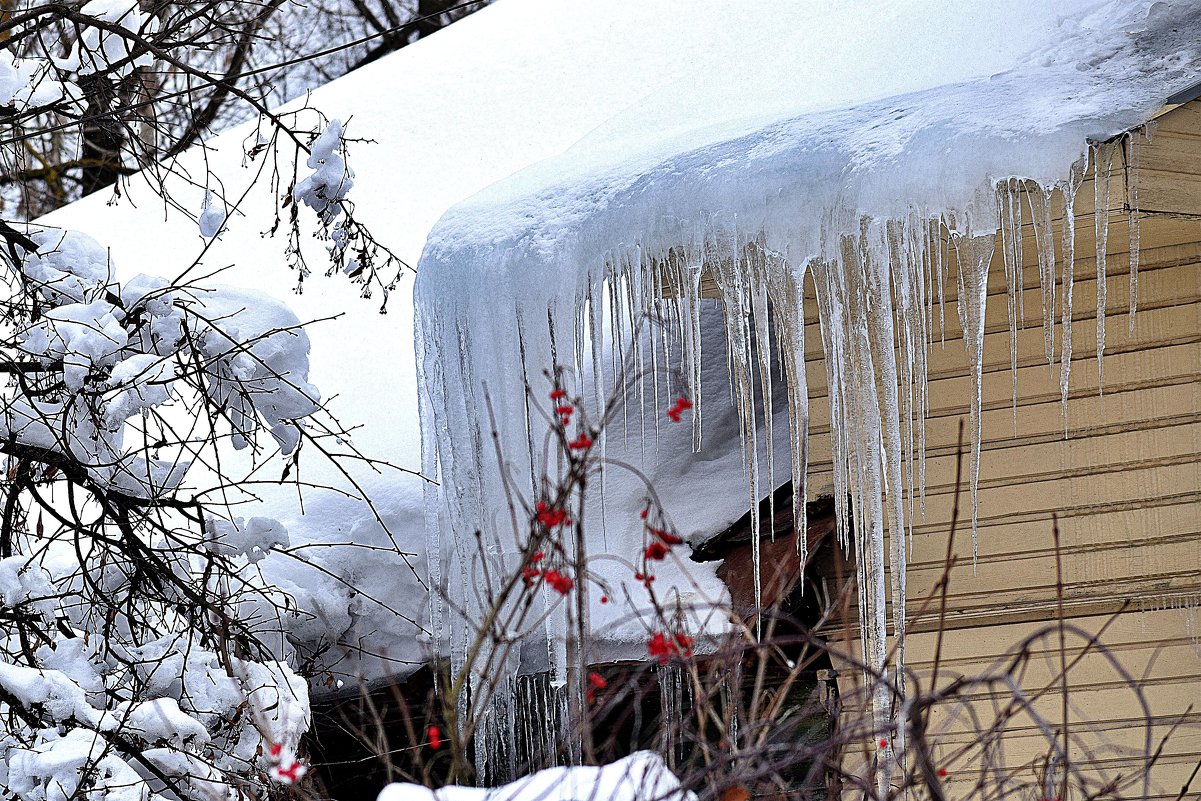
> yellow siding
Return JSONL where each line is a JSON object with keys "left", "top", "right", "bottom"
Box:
{"left": 814, "top": 102, "right": 1201, "bottom": 795}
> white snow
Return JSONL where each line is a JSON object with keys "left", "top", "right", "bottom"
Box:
{"left": 58, "top": 0, "right": 156, "bottom": 78}
{"left": 378, "top": 751, "right": 695, "bottom": 801}
{"left": 198, "top": 191, "right": 225, "bottom": 238}
{"left": 294, "top": 119, "right": 355, "bottom": 227}
{"left": 0, "top": 51, "right": 73, "bottom": 111}
{"left": 5, "top": 226, "right": 321, "bottom": 500}
{"left": 207, "top": 516, "right": 290, "bottom": 564}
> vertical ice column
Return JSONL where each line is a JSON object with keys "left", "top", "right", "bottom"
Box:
{"left": 1093, "top": 142, "right": 1114, "bottom": 394}
{"left": 952, "top": 230, "right": 996, "bottom": 563}
{"left": 1060, "top": 156, "right": 1086, "bottom": 432}
{"left": 1026, "top": 185, "right": 1058, "bottom": 371}
{"left": 709, "top": 234, "right": 763, "bottom": 635}
{"left": 767, "top": 257, "right": 810, "bottom": 565}
{"left": 1125, "top": 132, "right": 1142, "bottom": 332}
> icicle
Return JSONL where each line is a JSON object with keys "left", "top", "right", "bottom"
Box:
{"left": 1060, "top": 156, "right": 1085, "bottom": 433}
{"left": 933, "top": 219, "right": 947, "bottom": 347}
{"left": 998, "top": 181, "right": 1020, "bottom": 432}
{"left": 610, "top": 264, "right": 627, "bottom": 439}
{"left": 586, "top": 279, "right": 605, "bottom": 420}
{"left": 1026, "top": 186, "right": 1057, "bottom": 368}
{"left": 813, "top": 227, "right": 895, "bottom": 777}
{"left": 892, "top": 215, "right": 930, "bottom": 543}
{"left": 952, "top": 230, "right": 996, "bottom": 564}
{"left": 710, "top": 234, "right": 762, "bottom": 634}
{"left": 1126, "top": 132, "right": 1141, "bottom": 333}
{"left": 864, "top": 222, "right": 907, "bottom": 723}
{"left": 1011, "top": 179, "right": 1026, "bottom": 328}
{"left": 809, "top": 254, "right": 851, "bottom": 548}
{"left": 684, "top": 251, "right": 705, "bottom": 452}
{"left": 749, "top": 242, "right": 776, "bottom": 544}
{"left": 769, "top": 258, "right": 809, "bottom": 565}
{"left": 1093, "top": 142, "right": 1114, "bottom": 394}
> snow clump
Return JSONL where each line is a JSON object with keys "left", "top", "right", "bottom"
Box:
{"left": 378, "top": 751, "right": 696, "bottom": 801}
{"left": 5, "top": 226, "right": 321, "bottom": 496}
{"left": 294, "top": 119, "right": 355, "bottom": 227}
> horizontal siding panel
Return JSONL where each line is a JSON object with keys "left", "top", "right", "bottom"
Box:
{"left": 833, "top": 610, "right": 1200, "bottom": 799}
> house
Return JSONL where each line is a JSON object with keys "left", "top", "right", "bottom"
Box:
{"left": 412, "top": 0, "right": 1201, "bottom": 796}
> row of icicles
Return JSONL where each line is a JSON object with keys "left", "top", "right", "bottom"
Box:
{"left": 568, "top": 134, "right": 1142, "bottom": 756}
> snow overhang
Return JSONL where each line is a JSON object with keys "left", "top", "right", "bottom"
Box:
{"left": 410, "top": 0, "right": 1201, "bottom": 728}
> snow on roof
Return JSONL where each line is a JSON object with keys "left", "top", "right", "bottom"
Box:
{"left": 419, "top": 0, "right": 1200, "bottom": 283}
{"left": 409, "top": 0, "right": 1201, "bottom": 750}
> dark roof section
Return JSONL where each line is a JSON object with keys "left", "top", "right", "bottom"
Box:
{"left": 691, "top": 484, "right": 836, "bottom": 563}
{"left": 1166, "top": 79, "right": 1201, "bottom": 106}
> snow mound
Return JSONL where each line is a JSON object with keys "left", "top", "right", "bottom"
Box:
{"left": 4, "top": 228, "right": 320, "bottom": 497}
{"left": 378, "top": 751, "right": 696, "bottom": 801}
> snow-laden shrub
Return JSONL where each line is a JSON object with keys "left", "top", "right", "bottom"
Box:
{"left": 0, "top": 227, "right": 324, "bottom": 800}
{"left": 9, "top": 227, "right": 320, "bottom": 495}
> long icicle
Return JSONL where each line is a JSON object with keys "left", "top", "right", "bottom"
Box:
{"left": 999, "top": 181, "right": 1020, "bottom": 433}
{"left": 1060, "top": 156, "right": 1085, "bottom": 433}
{"left": 953, "top": 229, "right": 996, "bottom": 565}
{"left": 1093, "top": 142, "right": 1113, "bottom": 395}
{"left": 1126, "top": 131, "right": 1142, "bottom": 333}
{"left": 770, "top": 258, "right": 810, "bottom": 566}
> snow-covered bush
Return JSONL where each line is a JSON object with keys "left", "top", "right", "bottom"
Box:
{"left": 0, "top": 228, "right": 328, "bottom": 800}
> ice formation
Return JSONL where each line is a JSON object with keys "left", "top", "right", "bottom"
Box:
{"left": 413, "top": 0, "right": 1201, "bottom": 778}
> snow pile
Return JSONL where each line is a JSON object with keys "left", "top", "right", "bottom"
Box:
{"left": 57, "top": 0, "right": 156, "bottom": 78}
{"left": 0, "top": 51, "right": 72, "bottom": 111}
{"left": 378, "top": 752, "right": 695, "bottom": 801}
{"left": 6, "top": 227, "right": 320, "bottom": 496}
{"left": 414, "top": 0, "right": 1201, "bottom": 773}
{"left": 199, "top": 191, "right": 226, "bottom": 238}
{"left": 208, "top": 516, "right": 290, "bottom": 564}
{"left": 294, "top": 120, "right": 355, "bottom": 226}
{"left": 0, "top": 554, "right": 311, "bottom": 801}
{"left": 1, "top": 0, "right": 150, "bottom": 116}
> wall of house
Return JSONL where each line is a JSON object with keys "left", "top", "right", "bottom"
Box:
{"left": 802, "top": 103, "right": 1201, "bottom": 798}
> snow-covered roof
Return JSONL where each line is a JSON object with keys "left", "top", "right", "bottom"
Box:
{"left": 419, "top": 0, "right": 1201, "bottom": 283}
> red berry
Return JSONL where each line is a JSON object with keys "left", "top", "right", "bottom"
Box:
{"left": 644, "top": 541, "right": 670, "bottom": 561}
